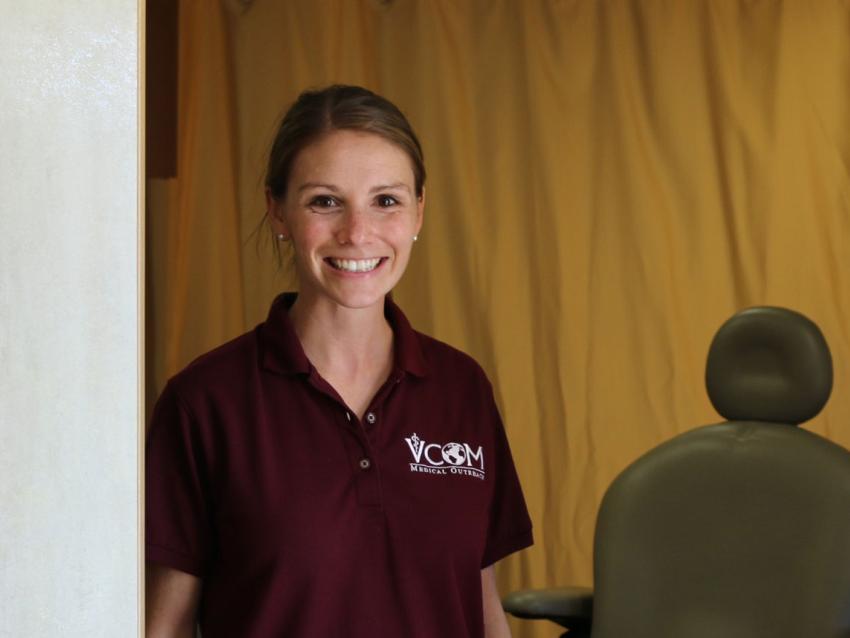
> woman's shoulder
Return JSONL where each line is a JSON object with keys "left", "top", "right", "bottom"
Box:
{"left": 412, "top": 330, "right": 492, "bottom": 389}
{"left": 167, "top": 326, "right": 262, "bottom": 400}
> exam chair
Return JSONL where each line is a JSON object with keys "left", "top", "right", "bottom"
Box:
{"left": 504, "top": 306, "right": 850, "bottom": 637}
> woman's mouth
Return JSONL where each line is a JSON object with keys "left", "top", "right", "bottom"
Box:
{"left": 326, "top": 257, "right": 385, "bottom": 273}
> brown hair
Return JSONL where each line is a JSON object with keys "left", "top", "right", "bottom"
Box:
{"left": 265, "top": 84, "right": 426, "bottom": 202}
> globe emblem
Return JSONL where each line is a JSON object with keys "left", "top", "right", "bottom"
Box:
{"left": 441, "top": 442, "right": 466, "bottom": 466}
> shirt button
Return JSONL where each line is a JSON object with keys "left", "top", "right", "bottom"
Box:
{"left": 359, "top": 458, "right": 371, "bottom": 470}
{"left": 365, "top": 412, "right": 376, "bottom": 424}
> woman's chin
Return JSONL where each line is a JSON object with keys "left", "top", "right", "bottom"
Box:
{"left": 301, "top": 285, "right": 392, "bottom": 312}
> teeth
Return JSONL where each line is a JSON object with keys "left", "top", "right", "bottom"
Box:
{"left": 329, "top": 258, "right": 382, "bottom": 273}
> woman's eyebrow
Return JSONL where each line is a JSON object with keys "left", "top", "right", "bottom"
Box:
{"left": 298, "top": 182, "right": 340, "bottom": 192}
{"left": 369, "top": 182, "right": 410, "bottom": 193}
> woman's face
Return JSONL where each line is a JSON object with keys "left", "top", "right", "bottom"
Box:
{"left": 269, "top": 129, "right": 424, "bottom": 312}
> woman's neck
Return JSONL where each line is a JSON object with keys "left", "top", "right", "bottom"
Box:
{"left": 288, "top": 293, "right": 394, "bottom": 381}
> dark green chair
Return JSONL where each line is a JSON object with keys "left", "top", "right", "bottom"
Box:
{"left": 505, "top": 307, "right": 850, "bottom": 638}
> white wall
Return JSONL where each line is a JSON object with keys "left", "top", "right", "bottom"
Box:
{"left": 0, "top": 2, "right": 140, "bottom": 635}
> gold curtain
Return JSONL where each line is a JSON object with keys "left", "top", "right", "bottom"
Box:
{"left": 147, "top": 2, "right": 850, "bottom": 635}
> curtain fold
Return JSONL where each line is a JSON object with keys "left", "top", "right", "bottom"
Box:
{"left": 148, "top": 0, "right": 244, "bottom": 415}
{"left": 148, "top": 2, "right": 850, "bottom": 635}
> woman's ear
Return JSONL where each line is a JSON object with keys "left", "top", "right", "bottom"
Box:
{"left": 415, "top": 187, "right": 425, "bottom": 235}
{"left": 265, "top": 188, "right": 289, "bottom": 238}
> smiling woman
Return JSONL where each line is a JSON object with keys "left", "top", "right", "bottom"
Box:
{"left": 145, "top": 85, "right": 533, "bottom": 638}
{"left": 268, "top": 129, "right": 423, "bottom": 315}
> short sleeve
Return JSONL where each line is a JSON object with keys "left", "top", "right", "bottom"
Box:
{"left": 145, "top": 381, "right": 212, "bottom": 577}
{"left": 481, "top": 392, "right": 534, "bottom": 567}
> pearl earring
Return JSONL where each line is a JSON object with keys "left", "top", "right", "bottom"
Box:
{"left": 413, "top": 235, "right": 418, "bottom": 242}
{"left": 277, "top": 234, "right": 286, "bottom": 241}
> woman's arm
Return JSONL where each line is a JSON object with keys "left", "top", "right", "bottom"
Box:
{"left": 481, "top": 565, "right": 512, "bottom": 638}
{"left": 145, "top": 563, "right": 202, "bottom": 638}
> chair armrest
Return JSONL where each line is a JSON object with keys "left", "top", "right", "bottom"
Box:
{"left": 502, "top": 586, "right": 593, "bottom": 630}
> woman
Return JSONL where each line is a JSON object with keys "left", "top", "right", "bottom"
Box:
{"left": 146, "top": 85, "right": 533, "bottom": 637}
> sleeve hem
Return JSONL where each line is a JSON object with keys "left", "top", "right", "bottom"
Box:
{"left": 146, "top": 543, "right": 206, "bottom": 578}
{"left": 481, "top": 527, "right": 534, "bottom": 568}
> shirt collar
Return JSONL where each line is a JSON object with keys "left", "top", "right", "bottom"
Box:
{"left": 260, "top": 292, "right": 428, "bottom": 378}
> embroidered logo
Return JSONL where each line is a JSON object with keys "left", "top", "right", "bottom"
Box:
{"left": 404, "top": 433, "right": 485, "bottom": 480}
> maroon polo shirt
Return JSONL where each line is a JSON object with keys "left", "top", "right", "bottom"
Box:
{"left": 146, "top": 293, "right": 533, "bottom": 637}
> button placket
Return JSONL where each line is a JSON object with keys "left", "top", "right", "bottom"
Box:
{"left": 336, "top": 408, "right": 380, "bottom": 505}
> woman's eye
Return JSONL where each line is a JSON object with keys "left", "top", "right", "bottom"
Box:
{"left": 376, "top": 194, "right": 399, "bottom": 208}
{"left": 309, "top": 195, "right": 338, "bottom": 209}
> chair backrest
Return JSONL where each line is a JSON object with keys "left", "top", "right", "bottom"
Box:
{"left": 591, "top": 307, "right": 850, "bottom": 638}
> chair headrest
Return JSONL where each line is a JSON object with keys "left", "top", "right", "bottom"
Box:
{"left": 705, "top": 306, "right": 832, "bottom": 425}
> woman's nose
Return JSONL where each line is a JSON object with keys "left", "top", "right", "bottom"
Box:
{"left": 335, "top": 206, "right": 370, "bottom": 245}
